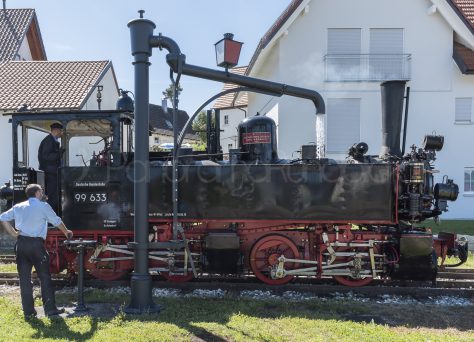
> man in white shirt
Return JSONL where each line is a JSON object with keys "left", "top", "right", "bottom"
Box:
{"left": 0, "top": 184, "right": 73, "bottom": 319}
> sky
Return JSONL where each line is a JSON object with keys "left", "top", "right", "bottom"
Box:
{"left": 11, "top": 0, "right": 290, "bottom": 114}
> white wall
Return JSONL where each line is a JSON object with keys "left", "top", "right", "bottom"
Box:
{"left": 247, "top": 0, "right": 474, "bottom": 218}
{"left": 81, "top": 69, "right": 118, "bottom": 111}
{"left": 220, "top": 108, "right": 247, "bottom": 154}
{"left": 68, "top": 68, "right": 119, "bottom": 166}
{"left": 15, "top": 37, "right": 33, "bottom": 61}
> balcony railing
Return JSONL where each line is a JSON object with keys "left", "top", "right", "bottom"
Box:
{"left": 324, "top": 54, "right": 411, "bottom": 82}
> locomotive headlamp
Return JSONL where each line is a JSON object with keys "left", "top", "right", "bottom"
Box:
{"left": 214, "top": 33, "right": 243, "bottom": 69}
{"left": 422, "top": 134, "right": 444, "bottom": 151}
{"left": 434, "top": 177, "right": 459, "bottom": 201}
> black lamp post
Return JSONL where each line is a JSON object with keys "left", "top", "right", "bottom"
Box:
{"left": 96, "top": 85, "right": 103, "bottom": 110}
{"left": 214, "top": 33, "right": 243, "bottom": 70}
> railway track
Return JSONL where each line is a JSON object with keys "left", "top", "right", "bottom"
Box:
{"left": 1, "top": 270, "right": 474, "bottom": 298}
{"left": 0, "top": 255, "right": 15, "bottom": 263}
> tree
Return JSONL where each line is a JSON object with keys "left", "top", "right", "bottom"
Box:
{"left": 162, "top": 83, "right": 183, "bottom": 101}
{"left": 192, "top": 111, "right": 208, "bottom": 143}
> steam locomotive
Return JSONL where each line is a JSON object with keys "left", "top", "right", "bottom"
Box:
{"left": 5, "top": 79, "right": 467, "bottom": 286}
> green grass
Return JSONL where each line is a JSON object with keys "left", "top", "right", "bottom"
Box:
{"left": 0, "top": 263, "right": 17, "bottom": 272}
{"left": 422, "top": 220, "right": 474, "bottom": 235}
{"left": 442, "top": 251, "right": 474, "bottom": 269}
{"left": 0, "top": 291, "right": 473, "bottom": 342}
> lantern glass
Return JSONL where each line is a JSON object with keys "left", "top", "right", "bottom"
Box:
{"left": 215, "top": 39, "right": 226, "bottom": 67}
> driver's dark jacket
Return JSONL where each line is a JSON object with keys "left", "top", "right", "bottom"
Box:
{"left": 38, "top": 134, "right": 60, "bottom": 174}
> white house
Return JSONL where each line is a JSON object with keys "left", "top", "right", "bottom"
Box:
{"left": 0, "top": 9, "right": 121, "bottom": 184}
{"left": 244, "top": 0, "right": 474, "bottom": 219}
{"left": 213, "top": 66, "right": 248, "bottom": 155}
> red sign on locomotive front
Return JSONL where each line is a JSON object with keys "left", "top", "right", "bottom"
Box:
{"left": 242, "top": 132, "right": 271, "bottom": 144}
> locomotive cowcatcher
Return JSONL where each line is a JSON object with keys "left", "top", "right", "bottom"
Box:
{"left": 4, "top": 78, "right": 468, "bottom": 287}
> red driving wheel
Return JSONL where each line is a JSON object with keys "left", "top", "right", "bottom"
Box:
{"left": 250, "top": 235, "right": 300, "bottom": 285}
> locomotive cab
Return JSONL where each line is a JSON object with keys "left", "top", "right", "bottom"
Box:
{"left": 6, "top": 110, "right": 134, "bottom": 213}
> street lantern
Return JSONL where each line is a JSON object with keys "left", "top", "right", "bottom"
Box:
{"left": 214, "top": 33, "right": 243, "bottom": 69}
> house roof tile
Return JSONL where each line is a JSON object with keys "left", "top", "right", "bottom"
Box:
{"left": 449, "top": 0, "right": 474, "bottom": 33}
{"left": 213, "top": 66, "right": 248, "bottom": 109}
{"left": 0, "top": 9, "right": 45, "bottom": 61}
{"left": 0, "top": 60, "right": 111, "bottom": 111}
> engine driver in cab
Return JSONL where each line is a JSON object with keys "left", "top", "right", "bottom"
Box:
{"left": 38, "top": 122, "right": 63, "bottom": 212}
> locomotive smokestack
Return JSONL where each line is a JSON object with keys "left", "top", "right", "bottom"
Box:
{"left": 379, "top": 80, "right": 407, "bottom": 158}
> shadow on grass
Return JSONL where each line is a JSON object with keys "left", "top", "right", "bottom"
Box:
{"left": 118, "top": 297, "right": 474, "bottom": 336}
{"left": 25, "top": 316, "right": 98, "bottom": 341}
{"left": 27, "top": 293, "right": 473, "bottom": 340}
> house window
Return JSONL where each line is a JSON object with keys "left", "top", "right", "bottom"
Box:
{"left": 154, "top": 137, "right": 160, "bottom": 144}
{"left": 224, "top": 115, "right": 229, "bottom": 125}
{"left": 465, "top": 168, "right": 474, "bottom": 193}
{"left": 326, "top": 28, "right": 361, "bottom": 81}
{"left": 228, "top": 143, "right": 233, "bottom": 150}
{"left": 369, "top": 28, "right": 405, "bottom": 80}
{"left": 327, "top": 98, "right": 361, "bottom": 153}
{"left": 455, "top": 98, "right": 472, "bottom": 123}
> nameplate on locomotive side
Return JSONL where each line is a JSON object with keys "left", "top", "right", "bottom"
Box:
{"left": 242, "top": 132, "right": 271, "bottom": 144}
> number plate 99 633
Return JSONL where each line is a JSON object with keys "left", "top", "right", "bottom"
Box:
{"left": 74, "top": 192, "right": 107, "bottom": 203}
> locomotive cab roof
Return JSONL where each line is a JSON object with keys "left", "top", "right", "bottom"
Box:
{"left": 4, "top": 110, "right": 133, "bottom": 137}
{"left": 6, "top": 110, "right": 135, "bottom": 170}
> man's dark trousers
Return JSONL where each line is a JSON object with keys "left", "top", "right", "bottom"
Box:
{"left": 16, "top": 236, "right": 57, "bottom": 316}
{"left": 44, "top": 172, "right": 58, "bottom": 212}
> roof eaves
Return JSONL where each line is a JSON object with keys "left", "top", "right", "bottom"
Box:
{"left": 446, "top": 0, "right": 474, "bottom": 35}
{"left": 107, "top": 61, "right": 120, "bottom": 96}
{"left": 247, "top": 0, "right": 306, "bottom": 75}
{"left": 214, "top": 103, "right": 247, "bottom": 110}
{"left": 30, "top": 12, "right": 47, "bottom": 60}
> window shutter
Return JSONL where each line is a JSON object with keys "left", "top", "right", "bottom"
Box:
{"left": 455, "top": 98, "right": 472, "bottom": 122}
{"left": 370, "top": 29, "right": 403, "bottom": 54}
{"left": 465, "top": 169, "right": 471, "bottom": 192}
{"left": 369, "top": 29, "right": 404, "bottom": 80}
{"left": 327, "top": 99, "right": 361, "bottom": 153}
{"left": 327, "top": 29, "right": 361, "bottom": 81}
{"left": 328, "top": 29, "right": 361, "bottom": 54}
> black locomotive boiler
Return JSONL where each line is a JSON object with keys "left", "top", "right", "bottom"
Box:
{"left": 6, "top": 80, "right": 467, "bottom": 286}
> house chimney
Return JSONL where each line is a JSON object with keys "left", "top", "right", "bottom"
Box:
{"left": 162, "top": 98, "right": 168, "bottom": 113}
{"left": 3, "top": 0, "right": 6, "bottom": 10}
